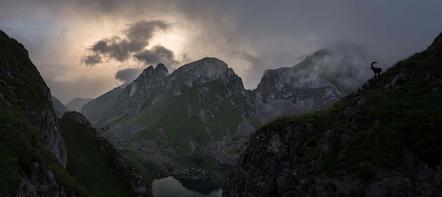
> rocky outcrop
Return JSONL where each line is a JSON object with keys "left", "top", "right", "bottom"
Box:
{"left": 223, "top": 32, "right": 442, "bottom": 196}
{"left": 126, "top": 63, "right": 169, "bottom": 116}
{"left": 62, "top": 111, "right": 92, "bottom": 127}
{"left": 40, "top": 109, "right": 67, "bottom": 167}
{"left": 167, "top": 57, "right": 241, "bottom": 88}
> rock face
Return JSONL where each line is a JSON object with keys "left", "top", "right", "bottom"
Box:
{"left": 223, "top": 33, "right": 442, "bottom": 196}
{"left": 82, "top": 51, "right": 368, "bottom": 179}
{"left": 0, "top": 30, "right": 70, "bottom": 195}
{"left": 16, "top": 162, "right": 67, "bottom": 197}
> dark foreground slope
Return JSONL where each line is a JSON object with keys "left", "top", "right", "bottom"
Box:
{"left": 60, "top": 111, "right": 149, "bottom": 196}
{"left": 224, "top": 33, "right": 442, "bottom": 196}
{"left": 0, "top": 30, "right": 146, "bottom": 196}
{"left": 0, "top": 30, "right": 85, "bottom": 195}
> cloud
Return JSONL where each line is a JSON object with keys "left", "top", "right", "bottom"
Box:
{"left": 83, "top": 20, "right": 170, "bottom": 65}
{"left": 82, "top": 54, "right": 102, "bottom": 65}
{"left": 134, "top": 45, "right": 178, "bottom": 66}
{"left": 115, "top": 68, "right": 141, "bottom": 84}
{"left": 2, "top": 0, "right": 442, "bottom": 101}
{"left": 291, "top": 43, "right": 372, "bottom": 90}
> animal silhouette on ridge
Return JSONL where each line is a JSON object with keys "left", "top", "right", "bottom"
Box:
{"left": 370, "top": 61, "right": 382, "bottom": 77}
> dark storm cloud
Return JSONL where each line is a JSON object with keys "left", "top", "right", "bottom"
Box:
{"left": 83, "top": 20, "right": 170, "bottom": 65}
{"left": 115, "top": 68, "right": 141, "bottom": 84}
{"left": 134, "top": 45, "right": 178, "bottom": 66}
{"left": 83, "top": 54, "right": 102, "bottom": 66}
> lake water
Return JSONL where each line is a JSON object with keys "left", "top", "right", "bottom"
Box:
{"left": 152, "top": 177, "right": 222, "bottom": 197}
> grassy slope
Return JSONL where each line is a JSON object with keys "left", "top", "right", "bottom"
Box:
{"left": 118, "top": 80, "right": 248, "bottom": 175}
{"left": 60, "top": 118, "right": 136, "bottom": 197}
{"left": 128, "top": 80, "right": 243, "bottom": 148}
{"left": 255, "top": 33, "right": 442, "bottom": 193}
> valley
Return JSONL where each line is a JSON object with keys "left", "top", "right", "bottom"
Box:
{"left": 1, "top": 2, "right": 441, "bottom": 195}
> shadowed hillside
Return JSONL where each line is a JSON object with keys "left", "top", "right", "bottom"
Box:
{"left": 224, "top": 33, "right": 442, "bottom": 196}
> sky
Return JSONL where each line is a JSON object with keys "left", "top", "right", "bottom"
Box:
{"left": 0, "top": 0, "right": 441, "bottom": 102}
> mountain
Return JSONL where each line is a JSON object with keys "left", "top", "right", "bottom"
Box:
{"left": 83, "top": 51, "right": 368, "bottom": 180}
{"left": 0, "top": 30, "right": 80, "bottom": 196}
{"left": 82, "top": 64, "right": 169, "bottom": 125}
{"left": 254, "top": 48, "right": 367, "bottom": 122}
{"left": 66, "top": 97, "right": 92, "bottom": 112}
{"left": 223, "top": 33, "right": 442, "bottom": 196}
{"left": 51, "top": 96, "right": 68, "bottom": 118}
{"left": 83, "top": 58, "right": 257, "bottom": 179}
{"left": 60, "top": 111, "right": 149, "bottom": 196}
{"left": 81, "top": 86, "right": 125, "bottom": 124}
{"left": 0, "top": 30, "right": 149, "bottom": 196}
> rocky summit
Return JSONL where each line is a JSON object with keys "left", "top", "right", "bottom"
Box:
{"left": 223, "top": 33, "right": 442, "bottom": 197}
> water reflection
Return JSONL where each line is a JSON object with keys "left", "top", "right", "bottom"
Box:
{"left": 152, "top": 177, "right": 222, "bottom": 197}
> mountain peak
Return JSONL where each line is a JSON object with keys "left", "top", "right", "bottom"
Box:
{"left": 155, "top": 63, "right": 168, "bottom": 74}
{"left": 137, "top": 63, "right": 169, "bottom": 81}
{"left": 168, "top": 57, "right": 240, "bottom": 87}
{"left": 310, "top": 48, "right": 331, "bottom": 58}
{"left": 62, "top": 111, "right": 91, "bottom": 127}
{"left": 428, "top": 32, "right": 442, "bottom": 53}
{"left": 182, "top": 57, "right": 228, "bottom": 70}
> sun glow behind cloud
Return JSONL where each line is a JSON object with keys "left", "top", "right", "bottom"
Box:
{"left": 149, "top": 25, "right": 189, "bottom": 63}
{"left": 46, "top": 16, "right": 193, "bottom": 98}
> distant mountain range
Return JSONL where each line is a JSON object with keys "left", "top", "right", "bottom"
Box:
{"left": 82, "top": 47, "right": 370, "bottom": 179}
{"left": 51, "top": 96, "right": 68, "bottom": 118}
{"left": 66, "top": 97, "right": 92, "bottom": 112}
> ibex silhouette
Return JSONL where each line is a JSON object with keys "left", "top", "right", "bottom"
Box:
{"left": 370, "top": 61, "right": 382, "bottom": 77}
